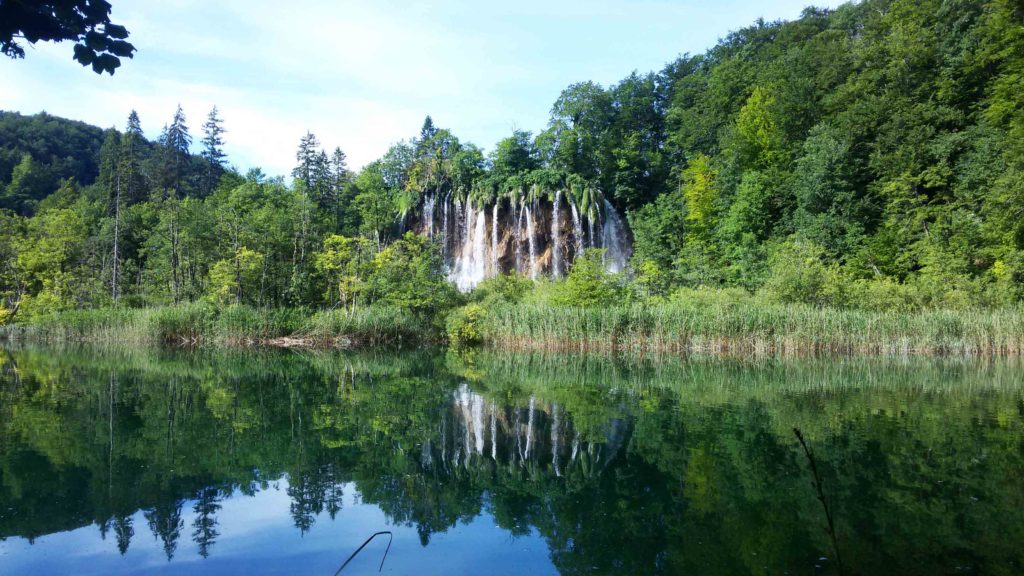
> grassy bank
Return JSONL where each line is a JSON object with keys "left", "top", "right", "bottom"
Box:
{"left": 473, "top": 301, "right": 1024, "bottom": 356}
{"left": 3, "top": 300, "right": 1023, "bottom": 356}
{"left": 0, "top": 304, "right": 434, "bottom": 347}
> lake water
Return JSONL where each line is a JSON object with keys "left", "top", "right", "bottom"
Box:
{"left": 0, "top": 346, "right": 1022, "bottom": 575}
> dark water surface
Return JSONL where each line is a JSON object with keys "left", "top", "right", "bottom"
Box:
{"left": 0, "top": 346, "right": 1022, "bottom": 575}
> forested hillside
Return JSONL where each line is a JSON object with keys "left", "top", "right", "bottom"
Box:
{"left": 0, "top": 111, "right": 109, "bottom": 213}
{"left": 1, "top": 0, "right": 1022, "bottom": 326}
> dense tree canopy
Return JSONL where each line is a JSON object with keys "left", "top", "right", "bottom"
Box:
{"left": 2, "top": 0, "right": 1024, "bottom": 323}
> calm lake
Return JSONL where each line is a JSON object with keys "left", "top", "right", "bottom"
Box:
{"left": 0, "top": 346, "right": 1022, "bottom": 575}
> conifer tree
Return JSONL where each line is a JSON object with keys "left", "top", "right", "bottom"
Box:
{"left": 200, "top": 106, "right": 226, "bottom": 195}
{"left": 292, "top": 131, "right": 321, "bottom": 185}
{"left": 164, "top": 105, "right": 191, "bottom": 194}
{"left": 121, "top": 110, "right": 146, "bottom": 204}
{"left": 311, "top": 149, "right": 332, "bottom": 207}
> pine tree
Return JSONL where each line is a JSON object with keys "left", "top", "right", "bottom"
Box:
{"left": 311, "top": 149, "right": 332, "bottom": 207}
{"left": 413, "top": 114, "right": 438, "bottom": 156}
{"left": 418, "top": 115, "right": 437, "bottom": 149}
{"left": 110, "top": 111, "right": 146, "bottom": 301}
{"left": 97, "top": 129, "right": 121, "bottom": 195}
{"left": 292, "top": 131, "right": 321, "bottom": 185}
{"left": 121, "top": 110, "right": 146, "bottom": 203}
{"left": 330, "top": 147, "right": 350, "bottom": 191}
{"left": 164, "top": 105, "right": 191, "bottom": 194}
{"left": 200, "top": 106, "right": 226, "bottom": 195}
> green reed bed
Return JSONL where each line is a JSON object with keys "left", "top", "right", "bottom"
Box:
{"left": 296, "top": 306, "right": 436, "bottom": 346}
{"left": 0, "top": 304, "right": 307, "bottom": 346}
{"left": 0, "top": 305, "right": 435, "bottom": 348}
{"left": 478, "top": 302, "right": 1024, "bottom": 355}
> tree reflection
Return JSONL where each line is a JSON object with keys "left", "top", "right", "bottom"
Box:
{"left": 0, "top": 346, "right": 1022, "bottom": 575}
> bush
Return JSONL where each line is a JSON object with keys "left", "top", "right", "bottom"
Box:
{"left": 469, "top": 274, "right": 533, "bottom": 306}
{"left": 371, "top": 232, "right": 459, "bottom": 315}
{"left": 669, "top": 286, "right": 755, "bottom": 309}
{"left": 446, "top": 304, "right": 487, "bottom": 347}
{"left": 760, "top": 238, "right": 845, "bottom": 306}
{"left": 844, "top": 278, "right": 920, "bottom": 312}
{"left": 551, "top": 248, "right": 626, "bottom": 307}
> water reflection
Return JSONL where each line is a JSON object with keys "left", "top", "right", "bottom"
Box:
{"left": 0, "top": 347, "right": 1022, "bottom": 575}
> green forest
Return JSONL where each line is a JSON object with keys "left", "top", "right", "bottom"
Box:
{"left": 2, "top": 0, "right": 1023, "bottom": 346}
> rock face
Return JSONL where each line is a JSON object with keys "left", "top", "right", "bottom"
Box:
{"left": 415, "top": 191, "right": 632, "bottom": 291}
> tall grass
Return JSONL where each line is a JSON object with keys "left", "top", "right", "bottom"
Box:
{"left": 4, "top": 300, "right": 1022, "bottom": 355}
{"left": 0, "top": 304, "right": 432, "bottom": 348}
{"left": 477, "top": 301, "right": 1024, "bottom": 356}
{"left": 297, "top": 306, "right": 436, "bottom": 346}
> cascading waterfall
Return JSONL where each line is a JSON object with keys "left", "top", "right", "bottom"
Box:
{"left": 472, "top": 205, "right": 486, "bottom": 283}
{"left": 491, "top": 202, "right": 499, "bottom": 275}
{"left": 450, "top": 201, "right": 488, "bottom": 291}
{"left": 550, "top": 190, "right": 562, "bottom": 278}
{"left": 424, "top": 193, "right": 435, "bottom": 239}
{"left": 601, "top": 198, "right": 631, "bottom": 273}
{"left": 525, "top": 204, "right": 537, "bottom": 280}
{"left": 514, "top": 199, "right": 524, "bottom": 274}
{"left": 415, "top": 188, "right": 632, "bottom": 290}
{"left": 441, "top": 192, "right": 451, "bottom": 259}
{"left": 570, "top": 200, "right": 584, "bottom": 258}
{"left": 455, "top": 198, "right": 464, "bottom": 248}
{"left": 588, "top": 212, "right": 596, "bottom": 249}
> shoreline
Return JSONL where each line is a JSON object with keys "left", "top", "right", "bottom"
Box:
{"left": 3, "top": 301, "right": 1023, "bottom": 357}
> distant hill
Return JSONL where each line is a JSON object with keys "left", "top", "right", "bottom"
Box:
{"left": 0, "top": 110, "right": 110, "bottom": 212}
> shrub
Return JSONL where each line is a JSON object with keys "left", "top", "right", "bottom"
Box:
{"left": 469, "top": 274, "right": 533, "bottom": 306}
{"left": 760, "top": 238, "right": 844, "bottom": 306}
{"left": 446, "top": 304, "right": 487, "bottom": 347}
{"left": 844, "top": 278, "right": 920, "bottom": 312}
{"left": 551, "top": 248, "right": 626, "bottom": 307}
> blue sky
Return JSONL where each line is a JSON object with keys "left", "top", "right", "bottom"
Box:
{"left": 0, "top": 0, "right": 843, "bottom": 176}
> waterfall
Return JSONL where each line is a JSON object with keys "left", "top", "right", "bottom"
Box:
{"left": 451, "top": 201, "right": 487, "bottom": 291}
{"left": 424, "top": 193, "right": 435, "bottom": 239}
{"left": 514, "top": 199, "right": 524, "bottom": 274}
{"left": 601, "top": 198, "right": 631, "bottom": 273}
{"left": 570, "top": 200, "right": 584, "bottom": 259}
{"left": 551, "top": 190, "right": 562, "bottom": 278}
{"left": 422, "top": 439, "right": 433, "bottom": 469}
{"left": 472, "top": 205, "right": 486, "bottom": 284}
{"left": 525, "top": 204, "right": 537, "bottom": 280}
{"left": 491, "top": 202, "right": 499, "bottom": 275}
{"left": 441, "top": 192, "right": 451, "bottom": 259}
{"left": 421, "top": 189, "right": 631, "bottom": 289}
{"left": 462, "top": 201, "right": 474, "bottom": 279}
{"left": 455, "top": 199, "right": 464, "bottom": 247}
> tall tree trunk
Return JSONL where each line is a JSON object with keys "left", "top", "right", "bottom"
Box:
{"left": 170, "top": 216, "right": 181, "bottom": 303}
{"left": 112, "top": 170, "right": 122, "bottom": 302}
